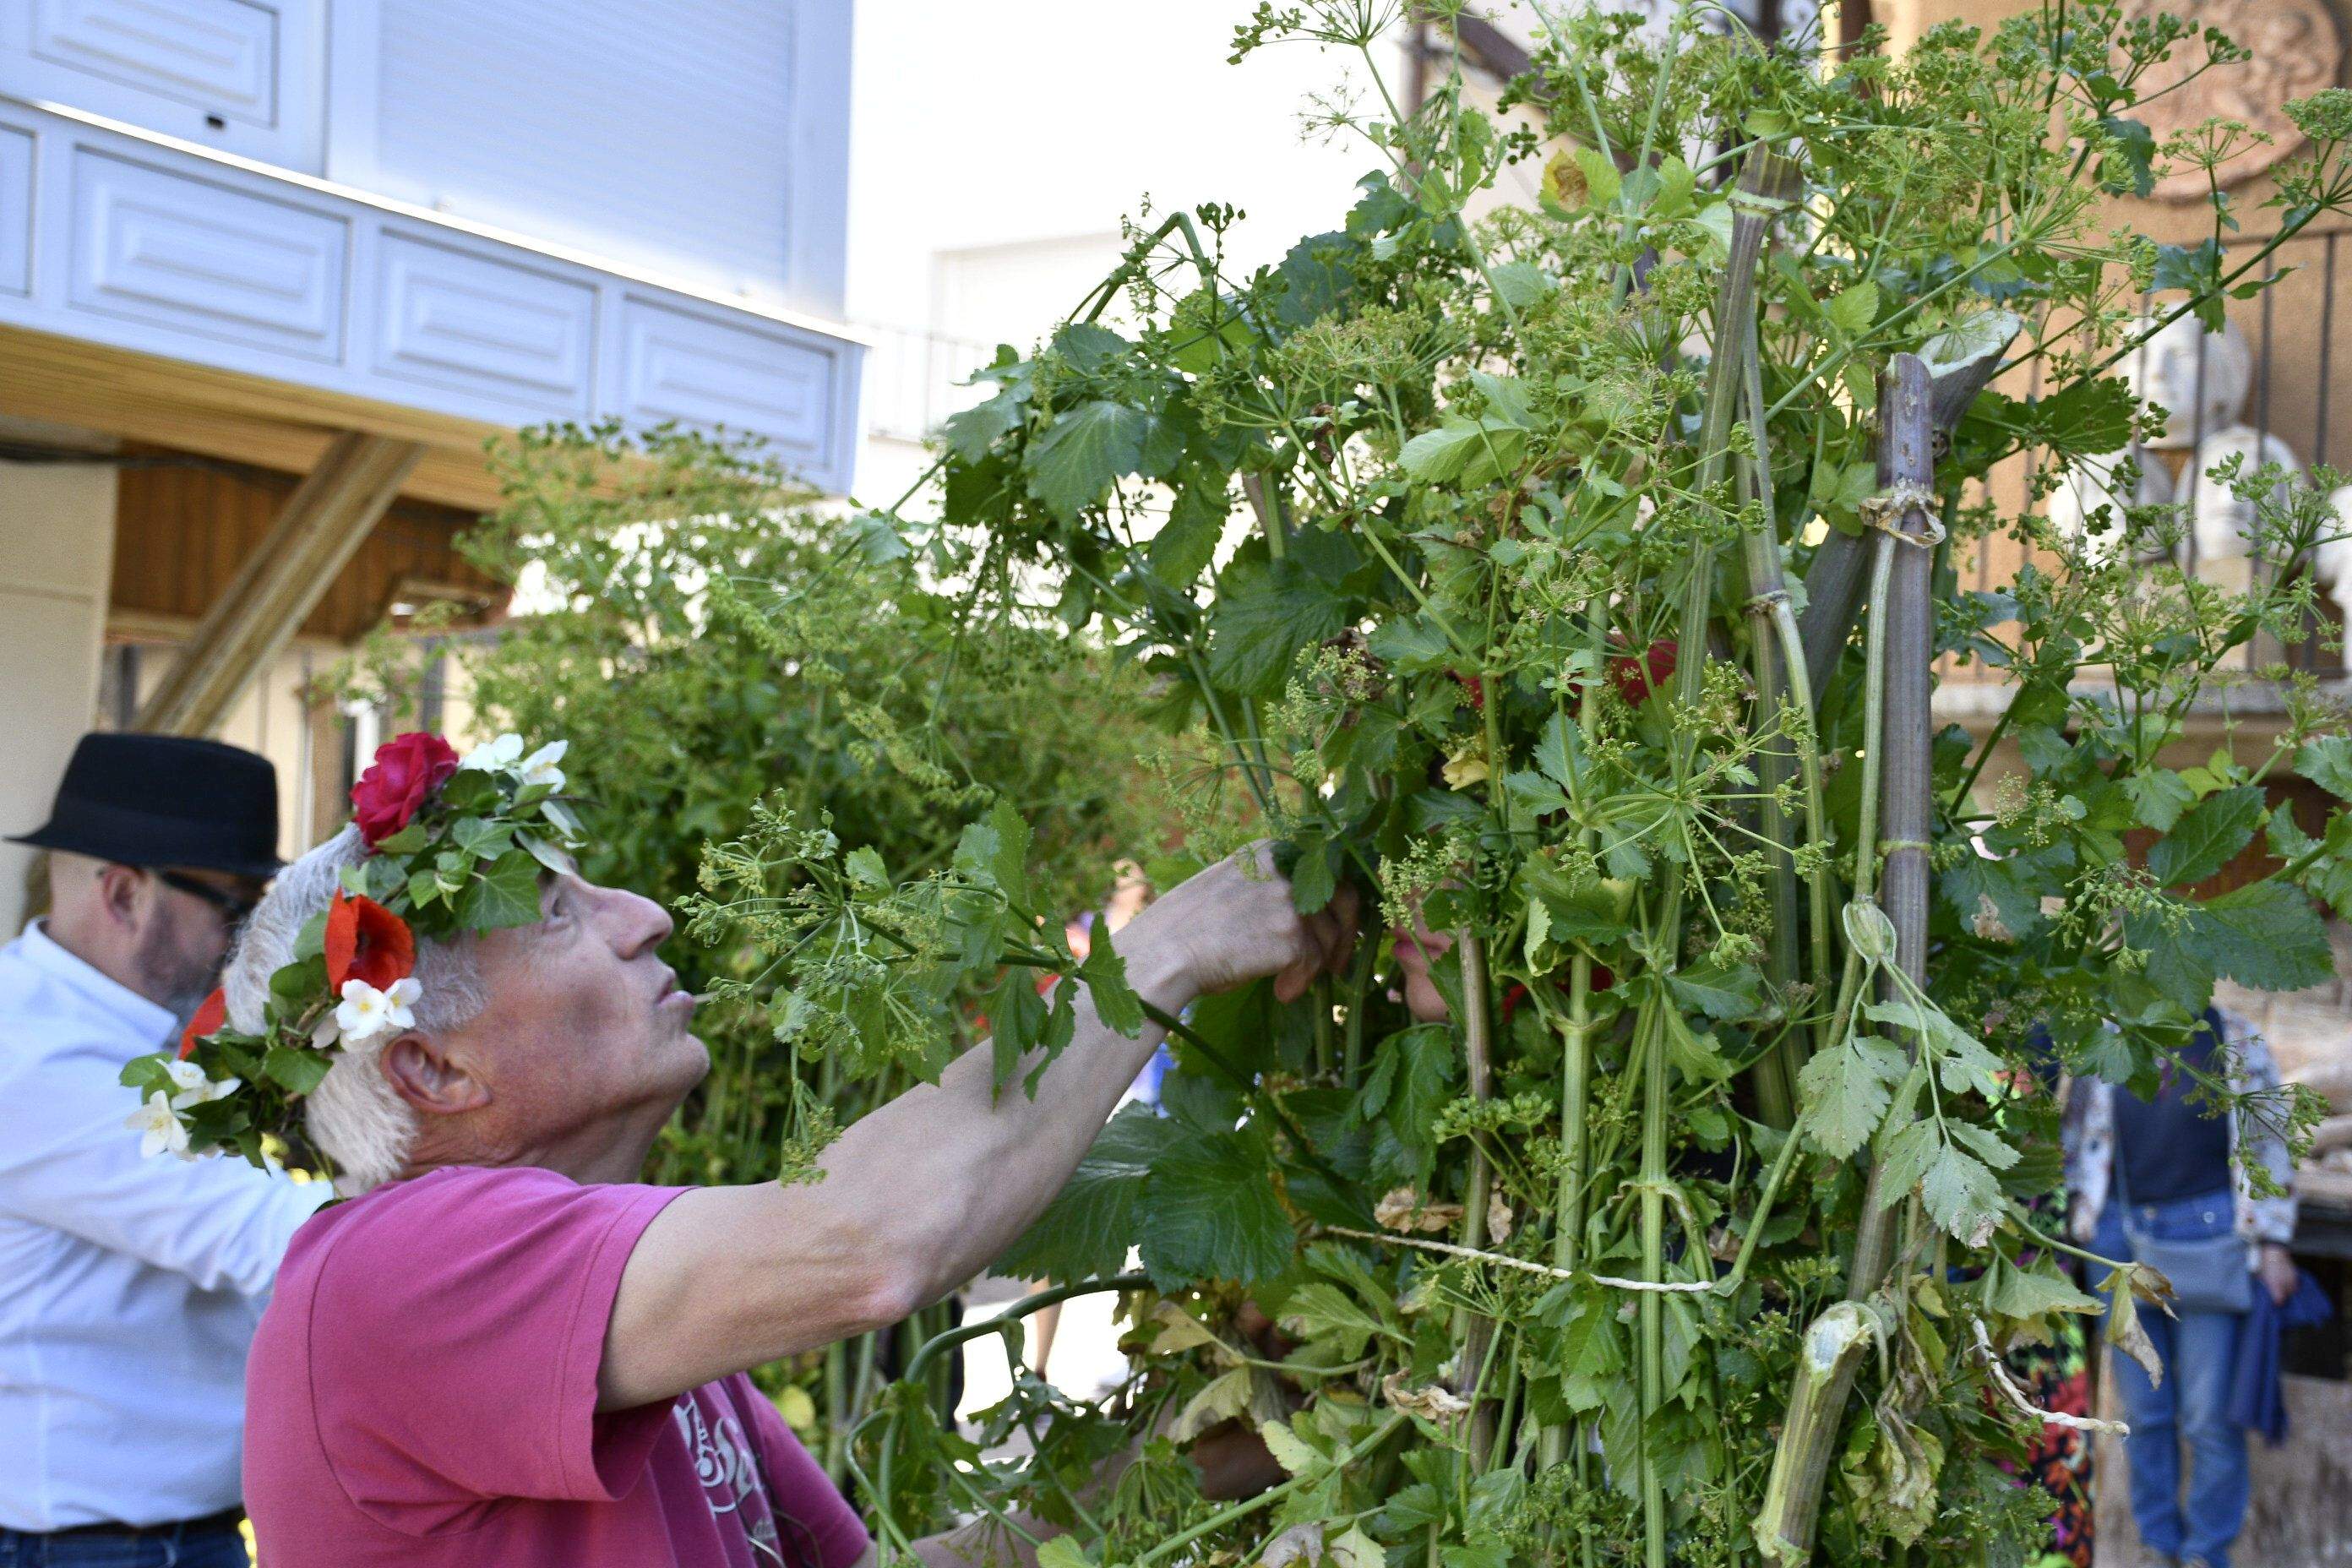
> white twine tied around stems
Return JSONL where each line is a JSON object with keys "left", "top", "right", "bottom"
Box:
{"left": 1968, "top": 1315, "right": 2131, "bottom": 1436}
{"left": 1858, "top": 481, "right": 1947, "bottom": 547}
{"left": 1320, "top": 1225, "right": 1718, "bottom": 1294}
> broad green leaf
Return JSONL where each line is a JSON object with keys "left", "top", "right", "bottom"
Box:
{"left": 843, "top": 846, "right": 889, "bottom": 889}
{"left": 1258, "top": 1418, "right": 1322, "bottom": 1476}
{"left": 2299, "top": 736, "right": 2352, "bottom": 800}
{"left": 2034, "top": 375, "right": 2137, "bottom": 458}
{"left": 455, "top": 848, "right": 544, "bottom": 930}
{"left": 989, "top": 801, "right": 1033, "bottom": 899}
{"left": 2122, "top": 770, "right": 2197, "bottom": 832}
{"left": 1797, "top": 1034, "right": 1905, "bottom": 1159}
{"left": 2134, "top": 879, "right": 2333, "bottom": 1007}
{"left": 1533, "top": 710, "right": 1584, "bottom": 790}
{"left": 2148, "top": 784, "right": 2263, "bottom": 887}
{"left": 1033, "top": 1539, "right": 1093, "bottom": 1568}
{"left": 1138, "top": 1125, "right": 1297, "bottom": 1286}
{"left": 1919, "top": 1141, "right": 2004, "bottom": 1245}
{"left": 1366, "top": 613, "right": 1453, "bottom": 673}
{"left": 1169, "top": 1366, "right": 1254, "bottom": 1443}
{"left": 1206, "top": 558, "right": 1353, "bottom": 698}
{"left": 1147, "top": 470, "right": 1228, "bottom": 588}
{"left": 1277, "top": 1282, "right": 1395, "bottom": 1354}
{"left": 1399, "top": 418, "right": 1502, "bottom": 483}
{"left": 1983, "top": 1254, "right": 2101, "bottom": 1321}
{"left": 1823, "top": 280, "right": 1880, "bottom": 336}
{"left": 1080, "top": 917, "right": 1144, "bottom": 1037}
{"left": 263, "top": 1045, "right": 333, "bottom": 1096}
{"left": 1667, "top": 960, "right": 1764, "bottom": 1021}
{"left": 994, "top": 1104, "right": 1177, "bottom": 1280}
{"left": 1026, "top": 400, "right": 1151, "bottom": 521}
{"left": 1050, "top": 321, "right": 1130, "bottom": 373}
{"left": 1489, "top": 260, "right": 1554, "bottom": 308}
{"left": 1661, "top": 1008, "right": 1732, "bottom": 1085}
{"left": 1651, "top": 155, "right": 1696, "bottom": 220}
{"left": 1572, "top": 145, "right": 1620, "bottom": 207}
{"left": 986, "top": 967, "right": 1048, "bottom": 1097}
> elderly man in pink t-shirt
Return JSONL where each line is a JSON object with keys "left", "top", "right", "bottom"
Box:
{"left": 221, "top": 742, "right": 1352, "bottom": 1567}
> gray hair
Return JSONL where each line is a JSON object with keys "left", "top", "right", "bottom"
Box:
{"left": 224, "top": 825, "right": 487, "bottom": 1194}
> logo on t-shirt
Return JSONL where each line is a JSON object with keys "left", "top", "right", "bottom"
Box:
{"left": 674, "top": 1389, "right": 786, "bottom": 1559}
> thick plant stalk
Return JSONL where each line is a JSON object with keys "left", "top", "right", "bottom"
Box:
{"left": 1848, "top": 354, "right": 1938, "bottom": 1293}
{"left": 1752, "top": 1303, "right": 1877, "bottom": 1565}
{"left": 1794, "top": 316, "right": 2017, "bottom": 714}
{"left": 1741, "top": 328, "right": 1838, "bottom": 1056}
{"left": 1451, "top": 928, "right": 1499, "bottom": 1468}
{"left": 1739, "top": 455, "right": 1801, "bottom": 1124}
{"left": 1750, "top": 353, "right": 1936, "bottom": 1566}
{"left": 1635, "top": 1004, "right": 1670, "bottom": 1568}
{"left": 1629, "top": 143, "right": 1797, "bottom": 1568}
{"left": 1538, "top": 632, "right": 1603, "bottom": 1564}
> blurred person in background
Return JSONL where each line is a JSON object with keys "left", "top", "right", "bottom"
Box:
{"left": 0, "top": 733, "right": 329, "bottom": 1566}
{"left": 2065, "top": 1008, "right": 2298, "bottom": 1568}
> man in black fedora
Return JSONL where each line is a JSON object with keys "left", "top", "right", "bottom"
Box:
{"left": 0, "top": 732, "right": 329, "bottom": 1566}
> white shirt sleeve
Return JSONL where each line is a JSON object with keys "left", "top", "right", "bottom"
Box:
{"left": 0, "top": 1043, "right": 330, "bottom": 1297}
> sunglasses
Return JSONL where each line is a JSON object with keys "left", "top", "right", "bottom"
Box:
{"left": 153, "top": 869, "right": 261, "bottom": 924}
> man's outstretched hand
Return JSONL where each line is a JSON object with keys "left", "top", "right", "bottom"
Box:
{"left": 1127, "top": 841, "right": 1358, "bottom": 1004}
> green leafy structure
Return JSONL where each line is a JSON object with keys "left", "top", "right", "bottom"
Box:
{"left": 687, "top": 9, "right": 2352, "bottom": 1566}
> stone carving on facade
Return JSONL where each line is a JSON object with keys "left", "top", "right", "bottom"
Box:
{"left": 2046, "top": 448, "right": 2174, "bottom": 564}
{"left": 2070, "top": 313, "right": 2343, "bottom": 608}
{"left": 2120, "top": 0, "right": 2344, "bottom": 201}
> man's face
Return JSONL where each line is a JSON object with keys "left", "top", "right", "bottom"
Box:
{"left": 134, "top": 867, "right": 260, "bottom": 1014}
{"left": 441, "top": 873, "right": 708, "bottom": 1148}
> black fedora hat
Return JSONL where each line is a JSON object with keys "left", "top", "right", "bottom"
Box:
{"left": 8, "top": 732, "right": 282, "bottom": 880}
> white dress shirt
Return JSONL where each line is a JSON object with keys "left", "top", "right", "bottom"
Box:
{"left": 0, "top": 923, "right": 329, "bottom": 1531}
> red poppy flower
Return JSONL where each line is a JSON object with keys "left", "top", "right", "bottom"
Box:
{"left": 178, "top": 988, "right": 226, "bottom": 1060}
{"left": 351, "top": 732, "right": 459, "bottom": 847}
{"left": 325, "top": 890, "right": 416, "bottom": 993}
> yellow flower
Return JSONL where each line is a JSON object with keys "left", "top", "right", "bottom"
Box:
{"left": 1440, "top": 744, "right": 1489, "bottom": 791}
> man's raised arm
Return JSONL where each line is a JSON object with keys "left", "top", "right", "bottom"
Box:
{"left": 599, "top": 844, "right": 1354, "bottom": 1411}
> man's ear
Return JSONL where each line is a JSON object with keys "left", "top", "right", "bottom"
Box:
{"left": 380, "top": 1032, "right": 493, "bottom": 1116}
{"left": 95, "top": 863, "right": 147, "bottom": 929}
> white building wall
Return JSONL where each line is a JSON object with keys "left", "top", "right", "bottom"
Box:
{"left": 335, "top": 0, "right": 852, "bottom": 315}
{"left": 0, "top": 454, "right": 117, "bottom": 939}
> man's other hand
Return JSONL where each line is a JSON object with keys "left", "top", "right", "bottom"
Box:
{"left": 2259, "top": 1242, "right": 2299, "bottom": 1306}
{"left": 1130, "top": 841, "right": 1357, "bottom": 1003}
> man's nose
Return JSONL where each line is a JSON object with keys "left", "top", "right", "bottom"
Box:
{"left": 602, "top": 886, "right": 674, "bottom": 956}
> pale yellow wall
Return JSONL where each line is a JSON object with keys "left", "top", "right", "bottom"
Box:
{"left": 0, "top": 457, "right": 118, "bottom": 938}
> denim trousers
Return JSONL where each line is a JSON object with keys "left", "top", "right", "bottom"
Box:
{"left": 2096, "top": 1190, "right": 2252, "bottom": 1568}
{"left": 0, "top": 1524, "right": 245, "bottom": 1568}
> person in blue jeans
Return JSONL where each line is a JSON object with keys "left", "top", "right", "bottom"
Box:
{"left": 2065, "top": 1010, "right": 2300, "bottom": 1568}
{"left": 0, "top": 1516, "right": 248, "bottom": 1568}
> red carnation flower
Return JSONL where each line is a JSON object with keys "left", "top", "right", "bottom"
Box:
{"left": 178, "top": 988, "right": 226, "bottom": 1060}
{"left": 325, "top": 890, "right": 416, "bottom": 993}
{"left": 351, "top": 732, "right": 458, "bottom": 846}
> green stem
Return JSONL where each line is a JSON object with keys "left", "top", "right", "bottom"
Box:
{"left": 1451, "top": 928, "right": 1500, "bottom": 1469}
{"left": 1636, "top": 1003, "right": 1669, "bottom": 1568}
{"left": 874, "top": 1273, "right": 1150, "bottom": 1531}
{"left": 1132, "top": 1413, "right": 1410, "bottom": 1568}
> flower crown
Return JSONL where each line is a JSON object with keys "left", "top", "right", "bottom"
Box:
{"left": 122, "top": 730, "right": 585, "bottom": 1170}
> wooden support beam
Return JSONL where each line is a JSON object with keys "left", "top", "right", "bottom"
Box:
{"left": 136, "top": 433, "right": 424, "bottom": 736}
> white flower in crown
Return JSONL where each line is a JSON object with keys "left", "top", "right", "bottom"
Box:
{"left": 163, "top": 1059, "right": 241, "bottom": 1109}
{"left": 126, "top": 1090, "right": 191, "bottom": 1160}
{"left": 517, "top": 738, "right": 568, "bottom": 792}
{"left": 335, "top": 976, "right": 422, "bottom": 1044}
{"left": 460, "top": 732, "right": 525, "bottom": 772}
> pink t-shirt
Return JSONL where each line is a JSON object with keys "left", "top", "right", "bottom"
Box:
{"left": 243, "top": 1165, "right": 871, "bottom": 1568}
